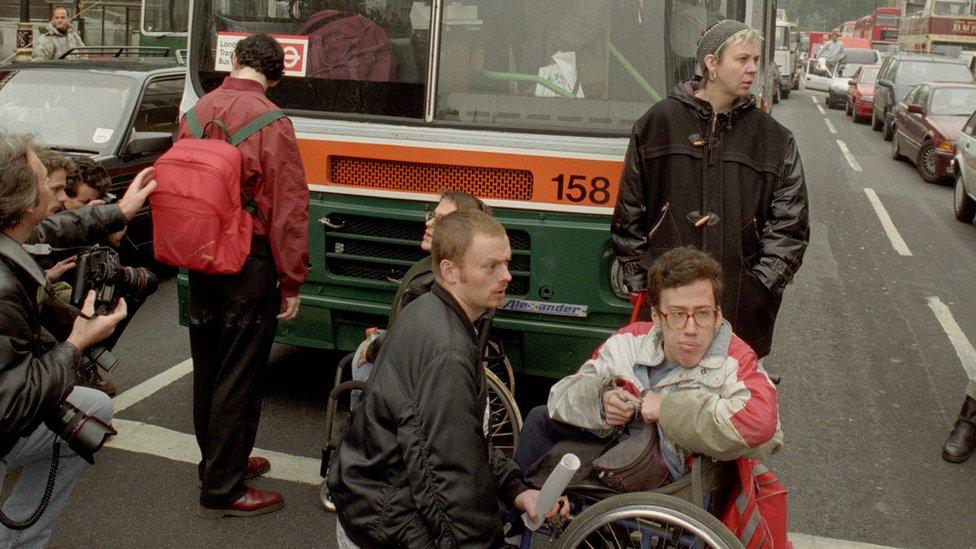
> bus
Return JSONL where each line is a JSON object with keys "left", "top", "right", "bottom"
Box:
{"left": 180, "top": 0, "right": 780, "bottom": 380}
{"left": 775, "top": 16, "right": 800, "bottom": 95}
{"left": 140, "top": 0, "right": 189, "bottom": 53}
{"left": 856, "top": 7, "right": 902, "bottom": 54}
{"left": 841, "top": 20, "right": 858, "bottom": 36}
{"left": 900, "top": 0, "right": 976, "bottom": 54}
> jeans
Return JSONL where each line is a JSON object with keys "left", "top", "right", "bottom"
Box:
{"left": 513, "top": 405, "right": 593, "bottom": 473}
{"left": 0, "top": 387, "right": 113, "bottom": 549}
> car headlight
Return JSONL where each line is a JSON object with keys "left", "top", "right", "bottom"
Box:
{"left": 936, "top": 137, "right": 955, "bottom": 152}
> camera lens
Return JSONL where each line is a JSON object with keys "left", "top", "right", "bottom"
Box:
{"left": 118, "top": 266, "right": 159, "bottom": 301}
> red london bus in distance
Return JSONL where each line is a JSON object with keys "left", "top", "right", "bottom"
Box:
{"left": 841, "top": 20, "right": 858, "bottom": 36}
{"left": 856, "top": 7, "right": 902, "bottom": 53}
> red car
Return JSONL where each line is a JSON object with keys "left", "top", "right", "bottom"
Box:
{"left": 890, "top": 82, "right": 976, "bottom": 183}
{"left": 846, "top": 64, "right": 880, "bottom": 123}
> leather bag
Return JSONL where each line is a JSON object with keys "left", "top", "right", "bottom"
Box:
{"left": 592, "top": 424, "right": 670, "bottom": 492}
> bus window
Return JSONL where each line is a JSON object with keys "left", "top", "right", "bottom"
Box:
{"left": 933, "top": 0, "right": 976, "bottom": 16}
{"left": 433, "top": 0, "right": 730, "bottom": 136}
{"left": 143, "top": 0, "right": 189, "bottom": 34}
{"left": 192, "top": 0, "right": 431, "bottom": 119}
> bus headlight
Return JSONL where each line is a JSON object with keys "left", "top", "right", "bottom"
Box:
{"left": 609, "top": 259, "right": 630, "bottom": 300}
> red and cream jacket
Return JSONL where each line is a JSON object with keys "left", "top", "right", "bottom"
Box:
{"left": 547, "top": 321, "right": 783, "bottom": 462}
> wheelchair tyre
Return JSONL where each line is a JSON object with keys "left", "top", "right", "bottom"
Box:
{"left": 484, "top": 369, "right": 523, "bottom": 457}
{"left": 556, "top": 492, "right": 743, "bottom": 549}
{"left": 483, "top": 339, "right": 516, "bottom": 394}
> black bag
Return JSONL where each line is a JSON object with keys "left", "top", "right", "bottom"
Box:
{"left": 592, "top": 424, "right": 670, "bottom": 492}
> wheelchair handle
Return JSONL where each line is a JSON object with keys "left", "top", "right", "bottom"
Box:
{"left": 330, "top": 380, "right": 367, "bottom": 401}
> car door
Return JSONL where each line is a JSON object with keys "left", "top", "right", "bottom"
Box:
{"left": 958, "top": 112, "right": 976, "bottom": 186}
{"left": 903, "top": 85, "right": 930, "bottom": 158}
{"left": 116, "top": 75, "right": 185, "bottom": 261}
{"left": 895, "top": 85, "right": 919, "bottom": 147}
{"left": 875, "top": 57, "right": 894, "bottom": 119}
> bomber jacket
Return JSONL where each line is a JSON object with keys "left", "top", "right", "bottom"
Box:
{"left": 0, "top": 235, "right": 79, "bottom": 458}
{"left": 611, "top": 78, "right": 809, "bottom": 357}
{"left": 547, "top": 320, "right": 782, "bottom": 463}
{"left": 32, "top": 22, "right": 85, "bottom": 61}
{"left": 329, "top": 283, "right": 528, "bottom": 548}
{"left": 27, "top": 204, "right": 127, "bottom": 250}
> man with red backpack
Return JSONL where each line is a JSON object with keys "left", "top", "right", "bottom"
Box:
{"left": 173, "top": 34, "right": 309, "bottom": 519}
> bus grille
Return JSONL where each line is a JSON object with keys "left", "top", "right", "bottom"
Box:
{"left": 331, "top": 156, "right": 533, "bottom": 201}
{"left": 324, "top": 214, "right": 531, "bottom": 295}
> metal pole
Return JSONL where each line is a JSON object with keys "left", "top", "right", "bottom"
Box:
{"left": 15, "top": 0, "right": 33, "bottom": 61}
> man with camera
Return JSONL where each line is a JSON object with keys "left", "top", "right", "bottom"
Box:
{"left": 0, "top": 133, "right": 153, "bottom": 547}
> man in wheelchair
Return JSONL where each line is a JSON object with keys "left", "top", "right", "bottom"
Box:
{"left": 517, "top": 246, "right": 782, "bottom": 489}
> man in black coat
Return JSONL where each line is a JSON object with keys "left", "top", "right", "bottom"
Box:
{"left": 329, "top": 210, "right": 567, "bottom": 548}
{"left": 612, "top": 20, "right": 809, "bottom": 358}
{"left": 0, "top": 133, "right": 153, "bottom": 546}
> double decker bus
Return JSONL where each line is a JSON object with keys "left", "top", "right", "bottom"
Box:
{"left": 841, "top": 20, "right": 858, "bottom": 36}
{"left": 856, "top": 7, "right": 902, "bottom": 54}
{"left": 900, "top": 0, "right": 976, "bottom": 54}
{"left": 180, "top": 0, "right": 779, "bottom": 379}
{"left": 140, "top": 0, "right": 189, "bottom": 53}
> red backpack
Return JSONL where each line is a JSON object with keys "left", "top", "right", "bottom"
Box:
{"left": 150, "top": 108, "right": 285, "bottom": 274}
{"left": 721, "top": 459, "right": 791, "bottom": 549}
{"left": 299, "top": 10, "right": 397, "bottom": 81}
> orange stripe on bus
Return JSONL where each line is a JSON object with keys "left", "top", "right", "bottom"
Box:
{"left": 297, "top": 138, "right": 623, "bottom": 209}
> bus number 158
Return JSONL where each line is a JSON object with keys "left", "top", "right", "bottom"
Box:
{"left": 551, "top": 174, "right": 612, "bottom": 205}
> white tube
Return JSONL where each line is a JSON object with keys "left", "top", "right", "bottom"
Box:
{"left": 521, "top": 453, "right": 580, "bottom": 531}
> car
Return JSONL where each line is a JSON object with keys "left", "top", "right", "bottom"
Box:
{"left": 891, "top": 83, "right": 976, "bottom": 183}
{"left": 803, "top": 48, "right": 880, "bottom": 108}
{"left": 846, "top": 64, "right": 881, "bottom": 123}
{"left": 0, "top": 53, "right": 184, "bottom": 264}
{"left": 952, "top": 110, "right": 976, "bottom": 222}
{"left": 872, "top": 53, "right": 974, "bottom": 141}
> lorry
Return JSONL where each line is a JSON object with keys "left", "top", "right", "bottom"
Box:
{"left": 775, "top": 10, "right": 800, "bottom": 97}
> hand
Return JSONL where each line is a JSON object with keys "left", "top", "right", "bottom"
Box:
{"left": 640, "top": 391, "right": 662, "bottom": 423}
{"left": 44, "top": 255, "right": 77, "bottom": 282}
{"left": 107, "top": 228, "right": 126, "bottom": 248}
{"left": 117, "top": 167, "right": 157, "bottom": 220}
{"left": 66, "top": 291, "right": 127, "bottom": 351}
{"left": 602, "top": 388, "right": 640, "bottom": 426}
{"left": 513, "top": 490, "right": 570, "bottom": 523}
{"left": 277, "top": 295, "right": 300, "bottom": 320}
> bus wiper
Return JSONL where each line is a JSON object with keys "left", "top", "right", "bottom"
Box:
{"left": 46, "top": 146, "right": 99, "bottom": 154}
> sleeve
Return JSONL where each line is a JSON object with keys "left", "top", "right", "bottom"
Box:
{"left": 31, "top": 36, "right": 53, "bottom": 61}
{"left": 610, "top": 130, "right": 652, "bottom": 292}
{"left": 753, "top": 136, "right": 809, "bottom": 296}
{"left": 658, "top": 351, "right": 782, "bottom": 461}
{"left": 490, "top": 446, "right": 530, "bottom": 506}
{"left": 27, "top": 205, "right": 127, "bottom": 248}
{"left": 547, "top": 329, "right": 637, "bottom": 433}
{"left": 0, "top": 296, "right": 78, "bottom": 447}
{"left": 398, "top": 349, "right": 505, "bottom": 548}
{"left": 260, "top": 119, "right": 309, "bottom": 298}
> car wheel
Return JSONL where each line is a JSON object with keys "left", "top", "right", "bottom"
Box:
{"left": 955, "top": 173, "right": 976, "bottom": 222}
{"left": 890, "top": 129, "right": 904, "bottom": 160}
{"left": 853, "top": 109, "right": 866, "bottom": 123}
{"left": 773, "top": 86, "right": 780, "bottom": 104}
{"left": 872, "top": 109, "right": 883, "bottom": 131}
{"left": 917, "top": 142, "right": 942, "bottom": 183}
{"left": 781, "top": 87, "right": 790, "bottom": 100}
{"left": 882, "top": 114, "right": 894, "bottom": 141}
{"left": 845, "top": 100, "right": 853, "bottom": 116}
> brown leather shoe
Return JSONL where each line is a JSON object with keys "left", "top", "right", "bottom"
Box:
{"left": 942, "top": 396, "right": 976, "bottom": 463}
{"left": 198, "top": 487, "right": 284, "bottom": 519}
{"left": 244, "top": 456, "right": 271, "bottom": 479}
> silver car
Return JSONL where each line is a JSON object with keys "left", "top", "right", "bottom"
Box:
{"left": 952, "top": 111, "right": 976, "bottom": 222}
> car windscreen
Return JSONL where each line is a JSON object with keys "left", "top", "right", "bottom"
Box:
{"left": 0, "top": 70, "right": 134, "bottom": 154}
{"left": 859, "top": 67, "right": 880, "bottom": 83}
{"left": 929, "top": 87, "right": 976, "bottom": 116}
{"left": 896, "top": 61, "right": 973, "bottom": 87}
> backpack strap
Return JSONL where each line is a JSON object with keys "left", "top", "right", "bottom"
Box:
{"left": 229, "top": 110, "right": 287, "bottom": 146}
{"left": 185, "top": 109, "right": 205, "bottom": 139}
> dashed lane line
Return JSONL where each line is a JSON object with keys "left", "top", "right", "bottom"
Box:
{"left": 863, "top": 188, "right": 913, "bottom": 256}
{"left": 836, "top": 140, "right": 862, "bottom": 172}
{"left": 824, "top": 118, "right": 837, "bottom": 134}
{"left": 816, "top": 104, "right": 826, "bottom": 115}
{"left": 811, "top": 95, "right": 818, "bottom": 104}
{"left": 927, "top": 297, "right": 976, "bottom": 380}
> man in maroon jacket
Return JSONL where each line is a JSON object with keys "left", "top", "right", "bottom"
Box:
{"left": 176, "top": 34, "right": 309, "bottom": 519}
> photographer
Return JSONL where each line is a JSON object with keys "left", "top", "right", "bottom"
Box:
{"left": 0, "top": 134, "right": 143, "bottom": 547}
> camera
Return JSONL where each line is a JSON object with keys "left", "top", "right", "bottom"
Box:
{"left": 44, "top": 401, "right": 117, "bottom": 464}
{"left": 69, "top": 246, "right": 158, "bottom": 315}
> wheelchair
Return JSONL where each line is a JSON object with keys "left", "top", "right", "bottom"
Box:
{"left": 317, "top": 342, "right": 523, "bottom": 511}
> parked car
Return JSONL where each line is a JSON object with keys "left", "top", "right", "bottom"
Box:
{"left": 952, "top": 110, "right": 976, "bottom": 222}
{"left": 0, "top": 54, "right": 184, "bottom": 263}
{"left": 872, "top": 53, "right": 974, "bottom": 141}
{"left": 846, "top": 64, "right": 881, "bottom": 123}
{"left": 891, "top": 83, "right": 976, "bottom": 183}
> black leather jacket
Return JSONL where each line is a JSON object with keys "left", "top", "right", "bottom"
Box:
{"left": 611, "top": 78, "right": 809, "bottom": 357}
{"left": 329, "top": 283, "right": 528, "bottom": 548}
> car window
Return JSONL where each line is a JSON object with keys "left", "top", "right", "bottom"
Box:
{"left": 930, "top": 87, "right": 976, "bottom": 116}
{"left": 133, "top": 77, "right": 184, "bottom": 136}
{"left": 896, "top": 61, "right": 973, "bottom": 87}
{"left": 904, "top": 85, "right": 920, "bottom": 104}
{"left": 882, "top": 59, "right": 897, "bottom": 81}
{"left": 859, "top": 67, "right": 880, "bottom": 83}
{"left": 916, "top": 86, "right": 931, "bottom": 108}
{"left": 0, "top": 70, "right": 135, "bottom": 154}
{"left": 964, "top": 112, "right": 976, "bottom": 136}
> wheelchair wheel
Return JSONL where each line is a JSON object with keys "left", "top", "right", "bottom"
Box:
{"left": 556, "top": 492, "right": 742, "bottom": 549}
{"left": 483, "top": 339, "right": 516, "bottom": 395}
{"left": 484, "top": 369, "right": 523, "bottom": 457}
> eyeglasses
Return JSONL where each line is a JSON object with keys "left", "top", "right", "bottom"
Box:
{"left": 654, "top": 308, "right": 719, "bottom": 329}
{"left": 424, "top": 210, "right": 437, "bottom": 222}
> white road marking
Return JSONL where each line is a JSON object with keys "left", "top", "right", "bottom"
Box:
{"left": 927, "top": 297, "right": 976, "bottom": 380}
{"left": 811, "top": 95, "right": 818, "bottom": 104}
{"left": 863, "top": 188, "right": 913, "bottom": 256}
{"left": 816, "top": 104, "right": 826, "bottom": 115}
{"left": 824, "top": 118, "right": 837, "bottom": 134}
{"left": 113, "top": 358, "right": 192, "bottom": 413}
{"left": 789, "top": 533, "right": 895, "bottom": 549}
{"left": 837, "top": 140, "right": 862, "bottom": 172}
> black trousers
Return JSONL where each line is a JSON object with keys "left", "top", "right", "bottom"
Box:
{"left": 188, "top": 237, "right": 278, "bottom": 507}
